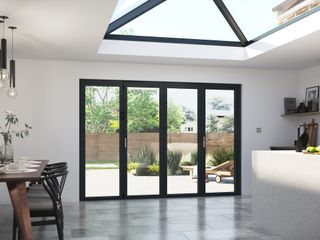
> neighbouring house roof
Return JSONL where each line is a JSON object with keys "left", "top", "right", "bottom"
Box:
{"left": 273, "top": 0, "right": 320, "bottom": 24}
{"left": 273, "top": 0, "right": 304, "bottom": 14}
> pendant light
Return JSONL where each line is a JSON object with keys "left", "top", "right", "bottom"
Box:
{"left": 0, "top": 16, "right": 9, "bottom": 87}
{"left": 0, "top": 47, "right": 4, "bottom": 89}
{"left": 7, "top": 26, "right": 17, "bottom": 98}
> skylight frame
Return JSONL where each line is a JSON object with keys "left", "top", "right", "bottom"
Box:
{"left": 105, "top": 0, "right": 320, "bottom": 48}
{"left": 107, "top": 0, "right": 165, "bottom": 35}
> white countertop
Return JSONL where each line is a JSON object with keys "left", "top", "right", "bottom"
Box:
{"left": 252, "top": 150, "right": 320, "bottom": 240}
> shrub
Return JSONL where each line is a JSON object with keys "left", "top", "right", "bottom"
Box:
{"left": 180, "top": 152, "right": 198, "bottom": 167}
{"left": 190, "top": 152, "right": 198, "bottom": 165}
{"left": 127, "top": 153, "right": 133, "bottom": 163}
{"left": 180, "top": 160, "right": 193, "bottom": 166}
{"left": 211, "top": 148, "right": 234, "bottom": 166}
{"left": 135, "top": 164, "right": 159, "bottom": 176}
{"left": 135, "top": 145, "right": 156, "bottom": 167}
{"left": 127, "top": 162, "right": 140, "bottom": 173}
{"left": 167, "top": 150, "right": 182, "bottom": 175}
{"left": 148, "top": 164, "right": 159, "bottom": 176}
{"left": 176, "top": 168, "right": 189, "bottom": 175}
{"left": 135, "top": 167, "right": 149, "bottom": 176}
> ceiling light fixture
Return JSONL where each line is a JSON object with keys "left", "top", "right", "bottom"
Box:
{"left": 0, "top": 16, "right": 9, "bottom": 88}
{"left": 7, "top": 26, "right": 17, "bottom": 98}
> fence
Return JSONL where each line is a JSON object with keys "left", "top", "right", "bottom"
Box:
{"left": 86, "top": 132, "right": 234, "bottom": 161}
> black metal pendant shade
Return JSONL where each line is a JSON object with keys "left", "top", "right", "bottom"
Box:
{"left": 0, "top": 16, "right": 8, "bottom": 70}
{"left": 1, "top": 38, "right": 7, "bottom": 69}
{"left": 10, "top": 59, "right": 15, "bottom": 88}
{"left": 7, "top": 26, "right": 17, "bottom": 98}
{"left": 0, "top": 20, "right": 3, "bottom": 69}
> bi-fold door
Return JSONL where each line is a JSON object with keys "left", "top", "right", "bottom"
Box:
{"left": 80, "top": 80, "right": 241, "bottom": 200}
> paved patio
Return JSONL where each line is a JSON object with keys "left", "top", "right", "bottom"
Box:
{"left": 86, "top": 169, "right": 234, "bottom": 197}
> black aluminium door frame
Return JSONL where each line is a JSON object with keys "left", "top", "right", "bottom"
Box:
{"left": 124, "top": 82, "right": 163, "bottom": 199}
{"left": 79, "top": 79, "right": 241, "bottom": 201}
{"left": 79, "top": 80, "right": 123, "bottom": 201}
{"left": 202, "top": 85, "right": 242, "bottom": 196}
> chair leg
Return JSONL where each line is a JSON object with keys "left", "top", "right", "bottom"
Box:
{"left": 56, "top": 221, "right": 64, "bottom": 240}
{"left": 61, "top": 207, "right": 64, "bottom": 229}
{"left": 56, "top": 211, "right": 64, "bottom": 240}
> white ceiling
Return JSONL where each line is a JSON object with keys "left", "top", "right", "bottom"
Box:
{"left": 0, "top": 0, "right": 118, "bottom": 61}
{"left": 0, "top": 0, "right": 320, "bottom": 70}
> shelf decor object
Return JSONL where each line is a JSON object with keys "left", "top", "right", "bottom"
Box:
{"left": 305, "top": 86, "right": 319, "bottom": 112}
{"left": 284, "top": 97, "right": 296, "bottom": 114}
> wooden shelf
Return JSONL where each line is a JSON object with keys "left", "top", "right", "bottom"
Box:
{"left": 281, "top": 112, "right": 320, "bottom": 117}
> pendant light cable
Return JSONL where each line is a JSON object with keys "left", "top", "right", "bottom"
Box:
{"left": 11, "top": 27, "right": 13, "bottom": 60}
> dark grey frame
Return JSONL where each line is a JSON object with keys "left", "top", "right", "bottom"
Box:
{"left": 79, "top": 79, "right": 241, "bottom": 201}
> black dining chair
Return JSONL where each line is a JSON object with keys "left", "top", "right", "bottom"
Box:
{"left": 13, "top": 162, "right": 68, "bottom": 240}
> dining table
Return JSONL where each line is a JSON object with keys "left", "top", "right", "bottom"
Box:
{"left": 0, "top": 160, "right": 48, "bottom": 240}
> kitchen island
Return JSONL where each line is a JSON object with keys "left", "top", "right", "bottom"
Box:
{"left": 252, "top": 150, "right": 320, "bottom": 240}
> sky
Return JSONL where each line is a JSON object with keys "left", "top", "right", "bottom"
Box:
{"left": 168, "top": 88, "right": 198, "bottom": 113}
{"left": 168, "top": 88, "right": 234, "bottom": 115}
{"left": 111, "top": 0, "right": 285, "bottom": 41}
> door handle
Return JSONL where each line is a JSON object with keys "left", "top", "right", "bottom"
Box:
{"left": 124, "top": 137, "right": 127, "bottom": 148}
{"left": 203, "top": 136, "right": 206, "bottom": 149}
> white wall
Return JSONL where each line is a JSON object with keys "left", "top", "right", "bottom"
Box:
{"left": 298, "top": 64, "right": 320, "bottom": 141}
{"left": 0, "top": 59, "right": 299, "bottom": 203}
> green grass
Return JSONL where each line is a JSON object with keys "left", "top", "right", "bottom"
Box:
{"left": 85, "top": 160, "right": 119, "bottom": 170}
{"left": 86, "top": 167, "right": 119, "bottom": 170}
{"left": 86, "top": 160, "right": 119, "bottom": 165}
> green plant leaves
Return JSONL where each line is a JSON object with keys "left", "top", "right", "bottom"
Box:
{"left": 0, "top": 111, "right": 32, "bottom": 144}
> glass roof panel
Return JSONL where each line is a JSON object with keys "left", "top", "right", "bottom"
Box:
{"left": 111, "top": 0, "right": 149, "bottom": 22}
{"left": 111, "top": 0, "right": 239, "bottom": 42}
{"left": 223, "top": 0, "right": 320, "bottom": 41}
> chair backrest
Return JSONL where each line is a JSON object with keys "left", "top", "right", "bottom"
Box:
{"left": 41, "top": 164, "right": 68, "bottom": 208}
{"left": 43, "top": 162, "right": 68, "bottom": 191}
{"left": 45, "top": 162, "right": 68, "bottom": 171}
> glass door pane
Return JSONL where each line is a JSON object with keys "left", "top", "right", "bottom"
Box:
{"left": 167, "top": 88, "right": 198, "bottom": 194}
{"left": 85, "top": 86, "right": 120, "bottom": 197}
{"left": 205, "top": 90, "right": 235, "bottom": 193}
{"left": 127, "top": 87, "right": 160, "bottom": 196}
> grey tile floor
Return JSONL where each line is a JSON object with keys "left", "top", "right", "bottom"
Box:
{"left": 0, "top": 196, "right": 281, "bottom": 240}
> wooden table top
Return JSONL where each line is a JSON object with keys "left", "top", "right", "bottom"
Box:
{"left": 0, "top": 160, "right": 48, "bottom": 182}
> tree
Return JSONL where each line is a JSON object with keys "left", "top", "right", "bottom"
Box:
{"left": 167, "top": 102, "right": 184, "bottom": 133}
{"left": 220, "top": 115, "right": 234, "bottom": 133}
{"left": 86, "top": 87, "right": 185, "bottom": 133}
{"left": 85, "top": 87, "right": 119, "bottom": 133}
{"left": 207, "top": 115, "right": 219, "bottom": 132}
{"left": 210, "top": 96, "right": 230, "bottom": 110}
{"left": 127, "top": 89, "right": 159, "bottom": 132}
{"left": 182, "top": 106, "right": 196, "bottom": 123}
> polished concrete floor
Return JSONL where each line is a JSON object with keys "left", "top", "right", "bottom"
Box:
{"left": 0, "top": 196, "right": 281, "bottom": 240}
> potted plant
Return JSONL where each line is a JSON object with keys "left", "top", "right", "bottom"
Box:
{"left": 0, "top": 111, "right": 32, "bottom": 163}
